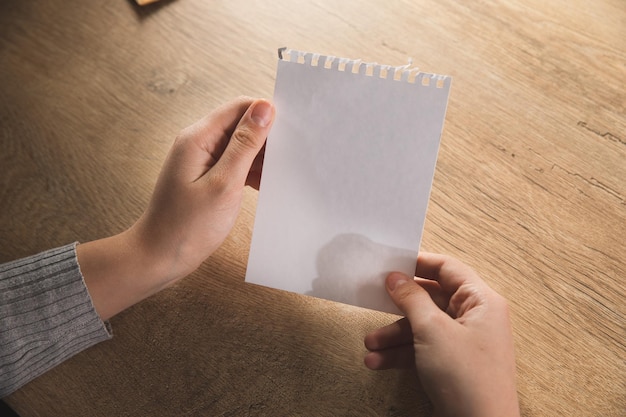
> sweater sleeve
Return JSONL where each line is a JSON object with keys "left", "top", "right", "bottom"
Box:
{"left": 0, "top": 243, "right": 112, "bottom": 397}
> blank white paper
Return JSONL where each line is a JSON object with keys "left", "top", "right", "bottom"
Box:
{"left": 246, "top": 49, "right": 451, "bottom": 314}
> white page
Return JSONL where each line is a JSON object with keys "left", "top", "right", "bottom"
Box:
{"left": 246, "top": 49, "right": 451, "bottom": 314}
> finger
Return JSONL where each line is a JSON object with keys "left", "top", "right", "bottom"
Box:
{"left": 168, "top": 97, "right": 255, "bottom": 182}
{"left": 364, "top": 317, "right": 412, "bottom": 351}
{"left": 245, "top": 143, "right": 265, "bottom": 189}
{"left": 414, "top": 278, "right": 449, "bottom": 311}
{"left": 196, "top": 96, "right": 255, "bottom": 140}
{"left": 209, "top": 99, "right": 275, "bottom": 188}
{"left": 414, "top": 252, "right": 486, "bottom": 294}
{"left": 386, "top": 272, "right": 449, "bottom": 337}
{"left": 364, "top": 345, "right": 415, "bottom": 370}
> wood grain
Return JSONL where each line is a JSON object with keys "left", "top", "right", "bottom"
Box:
{"left": 1, "top": 0, "right": 624, "bottom": 415}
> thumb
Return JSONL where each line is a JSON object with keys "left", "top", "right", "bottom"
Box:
{"left": 212, "top": 99, "right": 275, "bottom": 186}
{"left": 386, "top": 272, "right": 448, "bottom": 335}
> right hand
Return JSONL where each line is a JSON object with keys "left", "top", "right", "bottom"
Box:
{"left": 364, "top": 252, "right": 520, "bottom": 417}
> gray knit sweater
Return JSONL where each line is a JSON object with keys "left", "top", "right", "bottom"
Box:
{"left": 0, "top": 243, "right": 112, "bottom": 397}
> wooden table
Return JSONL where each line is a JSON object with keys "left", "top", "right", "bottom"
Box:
{"left": 1, "top": 0, "right": 624, "bottom": 415}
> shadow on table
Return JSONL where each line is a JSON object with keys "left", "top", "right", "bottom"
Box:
{"left": 0, "top": 400, "right": 19, "bottom": 417}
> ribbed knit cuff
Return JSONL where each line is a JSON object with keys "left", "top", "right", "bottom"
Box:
{"left": 0, "top": 243, "right": 112, "bottom": 397}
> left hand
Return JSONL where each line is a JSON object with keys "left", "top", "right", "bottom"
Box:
{"left": 78, "top": 97, "right": 275, "bottom": 320}
{"left": 130, "top": 96, "right": 275, "bottom": 280}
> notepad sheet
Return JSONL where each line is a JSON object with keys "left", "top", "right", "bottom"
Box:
{"left": 246, "top": 49, "right": 451, "bottom": 314}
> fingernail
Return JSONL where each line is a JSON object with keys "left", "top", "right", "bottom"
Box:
{"left": 387, "top": 272, "right": 410, "bottom": 291}
{"left": 251, "top": 100, "right": 273, "bottom": 127}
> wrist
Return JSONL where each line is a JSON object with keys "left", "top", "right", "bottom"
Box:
{"left": 125, "top": 214, "right": 192, "bottom": 285}
{"left": 77, "top": 228, "right": 179, "bottom": 320}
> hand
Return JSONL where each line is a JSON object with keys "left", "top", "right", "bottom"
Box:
{"left": 364, "top": 252, "right": 519, "bottom": 417}
{"left": 77, "top": 97, "right": 275, "bottom": 320}
{"left": 130, "top": 96, "right": 274, "bottom": 278}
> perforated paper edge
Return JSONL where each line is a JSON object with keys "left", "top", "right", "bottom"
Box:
{"left": 278, "top": 47, "right": 450, "bottom": 88}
